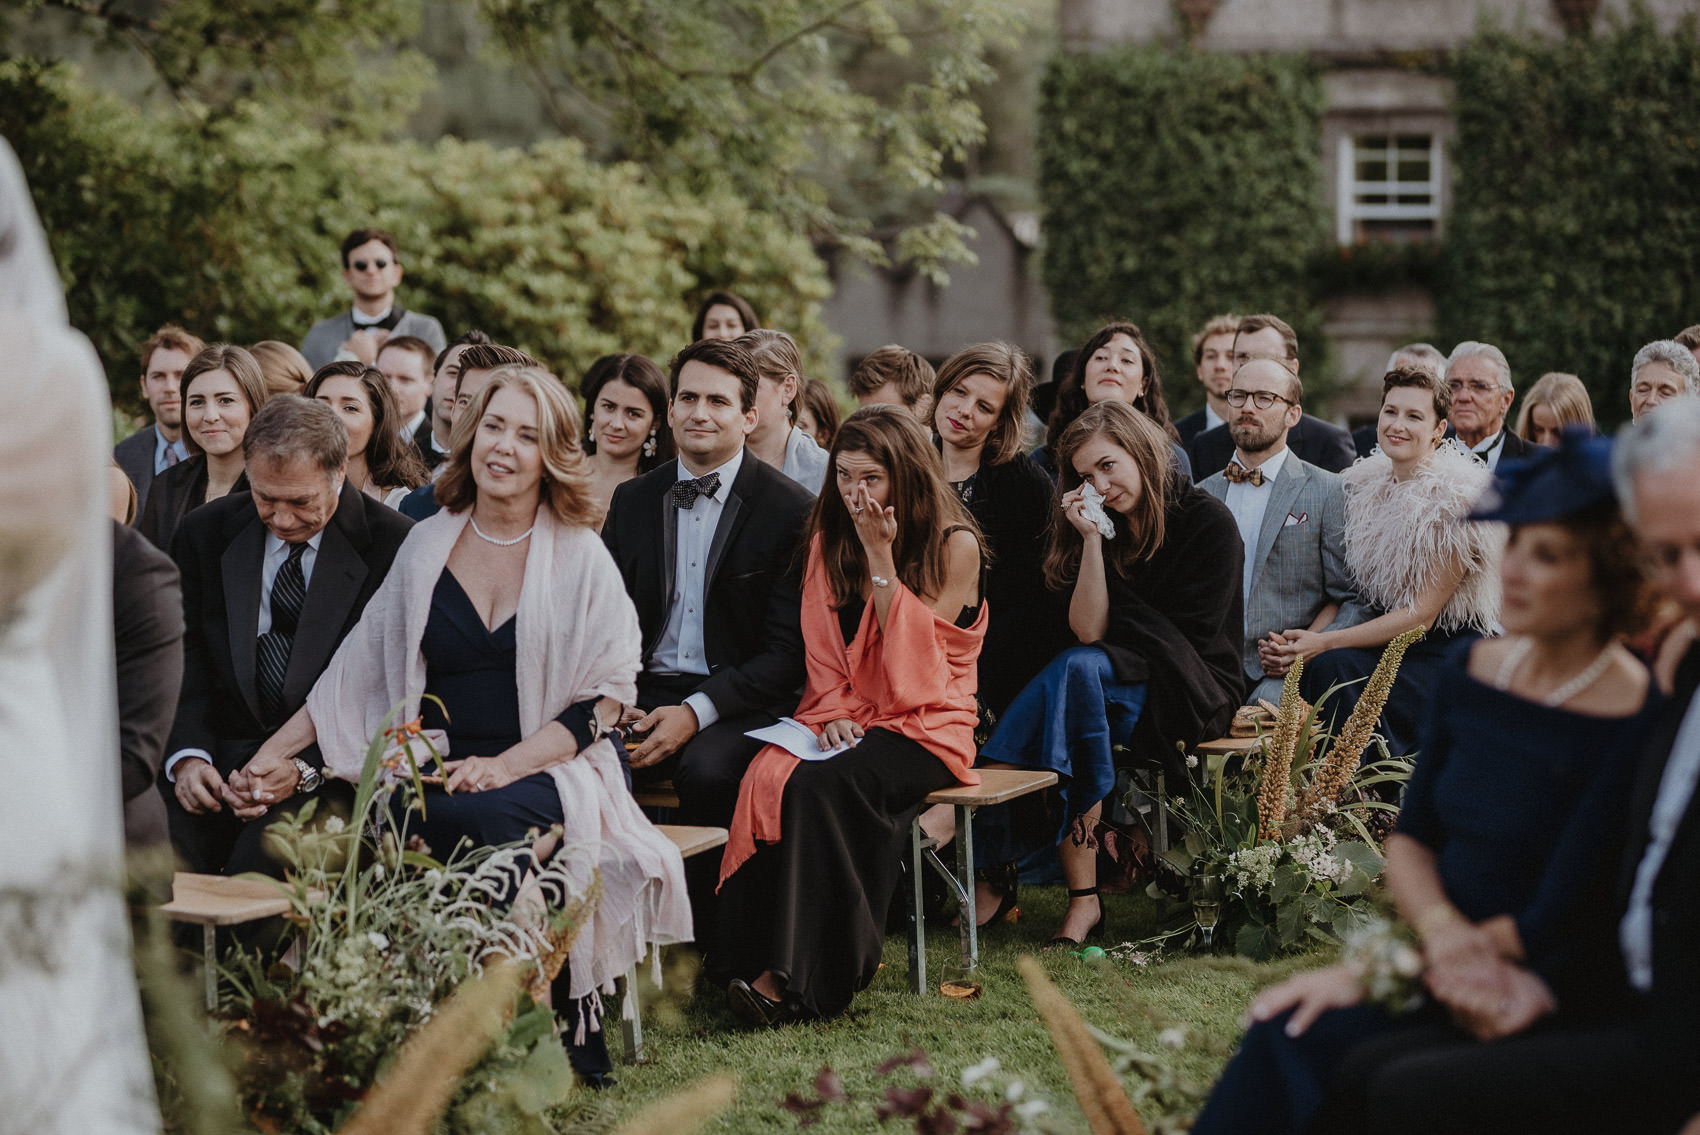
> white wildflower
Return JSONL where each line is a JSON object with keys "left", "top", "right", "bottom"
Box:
{"left": 1186, "top": 753, "right": 1198, "bottom": 769}
{"left": 961, "top": 1056, "right": 1000, "bottom": 1087}
{"left": 1016, "top": 1100, "right": 1050, "bottom": 1120}
{"left": 1005, "top": 1080, "right": 1024, "bottom": 1102}
{"left": 1158, "top": 1026, "right": 1187, "bottom": 1049}
{"left": 366, "top": 931, "right": 390, "bottom": 951}
{"left": 323, "top": 815, "right": 346, "bottom": 834}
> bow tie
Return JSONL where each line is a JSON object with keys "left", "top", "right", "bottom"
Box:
{"left": 671, "top": 472, "right": 721, "bottom": 509}
{"left": 1223, "top": 461, "right": 1266, "bottom": 487}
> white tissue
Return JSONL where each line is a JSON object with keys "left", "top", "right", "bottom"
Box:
{"left": 1079, "top": 482, "right": 1117, "bottom": 540}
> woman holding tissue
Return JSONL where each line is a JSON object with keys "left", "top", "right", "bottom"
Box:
{"left": 976, "top": 400, "right": 1244, "bottom": 946}
{"left": 716, "top": 405, "right": 987, "bottom": 1026}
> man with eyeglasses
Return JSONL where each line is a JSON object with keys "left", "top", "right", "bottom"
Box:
{"left": 299, "top": 228, "right": 447, "bottom": 370}
{"left": 1199, "top": 357, "right": 1356, "bottom": 705}
{"left": 1444, "top": 341, "right": 1540, "bottom": 471}
{"left": 1188, "top": 313, "right": 1356, "bottom": 478}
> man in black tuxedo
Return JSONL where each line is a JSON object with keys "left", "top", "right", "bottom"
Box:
{"left": 603, "top": 337, "right": 812, "bottom": 832}
{"left": 375, "top": 334, "right": 437, "bottom": 450}
{"left": 162, "top": 395, "right": 413, "bottom": 876}
{"left": 1338, "top": 403, "right": 1700, "bottom": 1134}
{"left": 1443, "top": 340, "right": 1542, "bottom": 471}
{"left": 1187, "top": 314, "right": 1356, "bottom": 478}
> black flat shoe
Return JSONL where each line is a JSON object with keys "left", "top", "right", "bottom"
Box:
{"left": 727, "top": 978, "right": 817, "bottom": 1028}
{"left": 1047, "top": 886, "right": 1106, "bottom": 949}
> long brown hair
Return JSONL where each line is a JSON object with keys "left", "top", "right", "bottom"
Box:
{"left": 434, "top": 366, "right": 603, "bottom": 528}
{"left": 812, "top": 405, "right": 984, "bottom": 607}
{"left": 305, "top": 361, "right": 430, "bottom": 492}
{"left": 1042, "top": 401, "right": 1173, "bottom": 589}
{"left": 1046, "top": 321, "right": 1178, "bottom": 446}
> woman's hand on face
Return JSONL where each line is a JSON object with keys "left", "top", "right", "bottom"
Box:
{"left": 1059, "top": 487, "right": 1102, "bottom": 539}
{"left": 848, "top": 484, "right": 897, "bottom": 551}
{"left": 444, "top": 754, "right": 520, "bottom": 794}
{"left": 1244, "top": 963, "right": 1365, "bottom": 1037}
{"left": 818, "top": 718, "right": 864, "bottom": 751}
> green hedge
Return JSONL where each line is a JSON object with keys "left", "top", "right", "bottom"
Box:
{"left": 1, "top": 60, "right": 833, "bottom": 413}
{"left": 1037, "top": 47, "right": 1330, "bottom": 411}
{"left": 1440, "top": 11, "right": 1700, "bottom": 427}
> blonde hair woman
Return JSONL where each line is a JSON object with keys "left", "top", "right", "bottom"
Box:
{"left": 1515, "top": 372, "right": 1594, "bottom": 447}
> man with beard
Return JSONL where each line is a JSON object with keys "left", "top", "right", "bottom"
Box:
{"left": 1200, "top": 357, "right": 1356, "bottom": 705}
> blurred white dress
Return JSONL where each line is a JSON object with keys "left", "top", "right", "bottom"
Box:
{"left": 0, "top": 139, "right": 159, "bottom": 1131}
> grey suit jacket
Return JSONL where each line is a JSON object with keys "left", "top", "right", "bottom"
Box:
{"left": 114, "top": 425, "right": 162, "bottom": 514}
{"left": 299, "top": 307, "right": 447, "bottom": 370}
{"left": 1201, "top": 454, "right": 1357, "bottom": 683}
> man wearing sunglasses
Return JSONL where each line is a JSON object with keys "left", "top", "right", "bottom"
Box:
{"left": 1199, "top": 356, "right": 1357, "bottom": 705}
{"left": 299, "top": 227, "right": 447, "bottom": 370}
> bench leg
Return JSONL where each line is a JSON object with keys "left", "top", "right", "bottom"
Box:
{"left": 202, "top": 924, "right": 217, "bottom": 1012}
{"left": 954, "top": 803, "right": 978, "bottom": 974}
{"left": 616, "top": 963, "right": 644, "bottom": 1063}
{"left": 1155, "top": 770, "right": 1170, "bottom": 853}
{"left": 907, "top": 819, "right": 927, "bottom": 994}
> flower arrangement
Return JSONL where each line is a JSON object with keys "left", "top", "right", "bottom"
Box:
{"left": 1142, "top": 629, "right": 1424, "bottom": 959}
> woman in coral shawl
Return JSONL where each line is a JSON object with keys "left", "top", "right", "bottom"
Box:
{"left": 1268, "top": 366, "right": 1505, "bottom": 756}
{"left": 717, "top": 405, "right": 986, "bottom": 1026}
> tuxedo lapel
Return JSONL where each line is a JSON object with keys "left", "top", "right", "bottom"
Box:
{"left": 282, "top": 487, "right": 370, "bottom": 712}
{"left": 1250, "top": 462, "right": 1306, "bottom": 590}
{"left": 706, "top": 456, "right": 756, "bottom": 589}
{"left": 657, "top": 468, "right": 678, "bottom": 618}
{"left": 222, "top": 516, "right": 268, "bottom": 724}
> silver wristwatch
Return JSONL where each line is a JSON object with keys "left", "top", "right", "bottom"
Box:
{"left": 292, "top": 757, "right": 324, "bottom": 794}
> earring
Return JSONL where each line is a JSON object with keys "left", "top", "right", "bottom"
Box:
{"left": 588, "top": 424, "right": 596, "bottom": 445}
{"left": 642, "top": 429, "right": 658, "bottom": 458}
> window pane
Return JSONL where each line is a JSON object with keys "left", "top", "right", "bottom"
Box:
{"left": 1395, "top": 158, "right": 1431, "bottom": 182}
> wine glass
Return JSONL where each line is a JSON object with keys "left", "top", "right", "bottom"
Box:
{"left": 1190, "top": 872, "right": 1225, "bottom": 950}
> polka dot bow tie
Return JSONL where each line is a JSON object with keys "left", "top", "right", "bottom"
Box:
{"left": 671, "top": 472, "right": 722, "bottom": 509}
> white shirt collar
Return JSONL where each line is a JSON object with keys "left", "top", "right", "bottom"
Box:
{"left": 264, "top": 528, "right": 327, "bottom": 560}
{"left": 676, "top": 448, "right": 743, "bottom": 504}
{"left": 351, "top": 305, "right": 393, "bottom": 326}
{"left": 1204, "top": 404, "right": 1227, "bottom": 430}
{"left": 1232, "top": 445, "right": 1291, "bottom": 484}
{"left": 1470, "top": 427, "right": 1507, "bottom": 456}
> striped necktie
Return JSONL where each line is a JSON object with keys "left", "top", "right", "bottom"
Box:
{"left": 256, "top": 543, "right": 308, "bottom": 722}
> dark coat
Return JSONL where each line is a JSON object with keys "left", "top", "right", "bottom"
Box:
{"left": 1189, "top": 413, "right": 1356, "bottom": 479}
{"left": 114, "top": 426, "right": 165, "bottom": 515}
{"left": 412, "top": 415, "right": 450, "bottom": 472}
{"left": 1095, "top": 483, "right": 1246, "bottom": 777}
{"left": 113, "top": 520, "right": 183, "bottom": 850}
{"left": 602, "top": 453, "right": 813, "bottom": 721}
{"left": 135, "top": 455, "right": 250, "bottom": 554}
{"left": 1174, "top": 408, "right": 1217, "bottom": 447}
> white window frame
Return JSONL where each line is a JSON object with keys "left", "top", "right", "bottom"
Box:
{"left": 1335, "top": 133, "right": 1442, "bottom": 245}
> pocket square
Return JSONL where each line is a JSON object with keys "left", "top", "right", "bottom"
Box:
{"left": 1283, "top": 511, "right": 1308, "bottom": 527}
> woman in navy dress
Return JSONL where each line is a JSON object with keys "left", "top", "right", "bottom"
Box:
{"left": 1193, "top": 433, "right": 1659, "bottom": 1135}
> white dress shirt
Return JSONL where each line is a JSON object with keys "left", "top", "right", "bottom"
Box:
{"left": 1224, "top": 446, "right": 1290, "bottom": 616}
{"left": 648, "top": 450, "right": 744, "bottom": 729}
{"left": 1203, "top": 404, "right": 1226, "bottom": 432}
{"left": 152, "top": 424, "right": 189, "bottom": 474}
{"left": 1470, "top": 428, "right": 1510, "bottom": 472}
{"left": 1620, "top": 690, "right": 1700, "bottom": 991}
{"left": 350, "top": 304, "right": 393, "bottom": 328}
{"left": 165, "top": 528, "right": 325, "bottom": 780}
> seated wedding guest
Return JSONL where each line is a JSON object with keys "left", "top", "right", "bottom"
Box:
{"left": 1174, "top": 313, "right": 1241, "bottom": 446}
{"left": 250, "top": 340, "right": 312, "bottom": 397}
{"left": 977, "top": 401, "right": 1243, "bottom": 945}
{"left": 795, "top": 376, "right": 841, "bottom": 452}
{"left": 1516, "top": 372, "right": 1594, "bottom": 448}
{"left": 161, "top": 396, "right": 412, "bottom": 876}
{"left": 1340, "top": 406, "right": 1700, "bottom": 1135}
{"left": 1354, "top": 343, "right": 1447, "bottom": 458}
{"left": 418, "top": 330, "right": 494, "bottom": 471}
{"left": 1628, "top": 339, "right": 1700, "bottom": 422}
{"left": 602, "top": 337, "right": 813, "bottom": 945}
{"left": 137, "top": 343, "right": 269, "bottom": 552}
{"left": 1037, "top": 321, "right": 1192, "bottom": 483}
{"left": 1444, "top": 341, "right": 1541, "bottom": 472}
{"left": 113, "top": 520, "right": 183, "bottom": 860}
{"left": 582, "top": 352, "right": 673, "bottom": 517}
{"left": 692, "top": 290, "right": 760, "bottom": 342}
{"left": 717, "top": 405, "right": 986, "bottom": 1026}
{"left": 849, "top": 344, "right": 935, "bottom": 421}
{"left": 1269, "top": 367, "right": 1503, "bottom": 757}
{"left": 255, "top": 365, "right": 690, "bottom": 1088}
{"left": 1191, "top": 315, "right": 1355, "bottom": 477}
{"left": 929, "top": 341, "right": 1066, "bottom": 715}
{"left": 305, "top": 361, "right": 431, "bottom": 508}
{"left": 1200, "top": 357, "right": 1356, "bottom": 706}
{"left": 115, "top": 324, "right": 205, "bottom": 513}
{"left": 738, "top": 328, "right": 830, "bottom": 494}
{"left": 1194, "top": 431, "right": 1658, "bottom": 1135}
{"left": 375, "top": 334, "right": 438, "bottom": 443}
{"left": 400, "top": 342, "right": 537, "bottom": 520}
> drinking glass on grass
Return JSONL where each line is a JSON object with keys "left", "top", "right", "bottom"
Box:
{"left": 1191, "top": 872, "right": 1225, "bottom": 950}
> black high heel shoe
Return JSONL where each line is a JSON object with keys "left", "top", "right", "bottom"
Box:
{"left": 1047, "top": 886, "right": 1106, "bottom": 948}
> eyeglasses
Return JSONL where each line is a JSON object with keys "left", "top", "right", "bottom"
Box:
{"left": 1224, "top": 389, "right": 1296, "bottom": 410}
{"left": 1445, "top": 380, "right": 1502, "bottom": 396}
{"left": 352, "top": 259, "right": 390, "bottom": 272}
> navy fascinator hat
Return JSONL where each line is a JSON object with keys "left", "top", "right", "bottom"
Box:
{"left": 1469, "top": 428, "right": 1616, "bottom": 525}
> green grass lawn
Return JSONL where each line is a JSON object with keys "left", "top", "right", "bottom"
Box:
{"left": 570, "top": 885, "right": 1330, "bottom": 1132}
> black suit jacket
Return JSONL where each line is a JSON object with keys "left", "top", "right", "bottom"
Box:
{"left": 136, "top": 455, "right": 250, "bottom": 554}
{"left": 113, "top": 520, "right": 183, "bottom": 849}
{"left": 114, "top": 426, "right": 163, "bottom": 514}
{"left": 1175, "top": 408, "right": 1216, "bottom": 447}
{"left": 411, "top": 415, "right": 449, "bottom": 471}
{"left": 166, "top": 481, "right": 413, "bottom": 775}
{"left": 1615, "top": 647, "right": 1700, "bottom": 1058}
{"left": 602, "top": 453, "right": 812, "bottom": 721}
{"left": 1188, "top": 413, "right": 1356, "bottom": 479}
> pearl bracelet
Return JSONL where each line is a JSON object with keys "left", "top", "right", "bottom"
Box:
{"left": 871, "top": 574, "right": 891, "bottom": 588}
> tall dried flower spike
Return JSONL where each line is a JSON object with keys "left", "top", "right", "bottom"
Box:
{"left": 1296, "top": 626, "right": 1425, "bottom": 823}
{"left": 1257, "top": 657, "right": 1306, "bottom": 841}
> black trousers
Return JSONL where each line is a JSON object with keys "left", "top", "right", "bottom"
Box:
{"left": 163, "top": 775, "right": 355, "bottom": 878}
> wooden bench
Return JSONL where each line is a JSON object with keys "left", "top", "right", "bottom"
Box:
{"left": 160, "top": 872, "right": 301, "bottom": 1010}
{"left": 905, "top": 768, "right": 1059, "bottom": 996}
{"left": 616, "top": 823, "right": 728, "bottom": 1063}
{"left": 632, "top": 779, "right": 681, "bottom": 810}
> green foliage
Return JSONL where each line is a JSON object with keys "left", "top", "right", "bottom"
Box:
{"left": 1037, "top": 46, "right": 1331, "bottom": 405}
{"left": 1441, "top": 10, "right": 1700, "bottom": 426}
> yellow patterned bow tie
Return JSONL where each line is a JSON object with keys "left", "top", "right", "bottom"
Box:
{"left": 1223, "top": 461, "right": 1265, "bottom": 487}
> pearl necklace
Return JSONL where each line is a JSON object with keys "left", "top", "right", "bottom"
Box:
{"left": 469, "top": 515, "right": 535, "bottom": 547}
{"left": 1493, "top": 636, "right": 1616, "bottom": 707}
